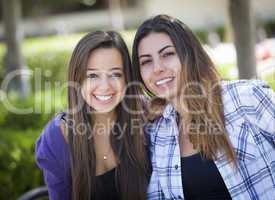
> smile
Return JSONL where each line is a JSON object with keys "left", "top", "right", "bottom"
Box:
{"left": 155, "top": 77, "right": 174, "bottom": 86}
{"left": 94, "top": 95, "right": 113, "bottom": 101}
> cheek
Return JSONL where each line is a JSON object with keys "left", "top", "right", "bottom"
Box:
{"left": 167, "top": 58, "right": 182, "bottom": 73}
{"left": 81, "top": 80, "right": 95, "bottom": 98}
{"left": 140, "top": 68, "right": 152, "bottom": 83}
{"left": 111, "top": 79, "right": 126, "bottom": 93}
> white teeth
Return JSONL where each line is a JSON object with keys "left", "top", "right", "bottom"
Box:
{"left": 156, "top": 78, "right": 173, "bottom": 86}
{"left": 95, "top": 95, "right": 112, "bottom": 101}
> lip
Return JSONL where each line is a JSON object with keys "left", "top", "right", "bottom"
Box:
{"left": 155, "top": 77, "right": 175, "bottom": 86}
{"left": 93, "top": 94, "right": 115, "bottom": 104}
{"left": 93, "top": 93, "right": 114, "bottom": 97}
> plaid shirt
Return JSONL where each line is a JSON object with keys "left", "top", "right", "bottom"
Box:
{"left": 146, "top": 80, "right": 275, "bottom": 200}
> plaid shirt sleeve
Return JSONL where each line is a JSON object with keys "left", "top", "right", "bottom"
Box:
{"left": 245, "top": 80, "right": 275, "bottom": 146}
{"left": 220, "top": 79, "right": 275, "bottom": 199}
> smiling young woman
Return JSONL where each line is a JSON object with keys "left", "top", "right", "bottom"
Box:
{"left": 35, "top": 31, "right": 151, "bottom": 200}
{"left": 132, "top": 15, "right": 275, "bottom": 200}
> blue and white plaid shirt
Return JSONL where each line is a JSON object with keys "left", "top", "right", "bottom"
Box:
{"left": 146, "top": 80, "right": 275, "bottom": 200}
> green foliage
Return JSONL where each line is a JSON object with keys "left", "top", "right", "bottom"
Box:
{"left": 195, "top": 30, "right": 208, "bottom": 44}
{"left": 264, "top": 19, "right": 275, "bottom": 37}
{"left": 217, "top": 63, "right": 275, "bottom": 90}
{"left": 0, "top": 128, "right": 44, "bottom": 200}
{"left": 217, "top": 63, "right": 237, "bottom": 80}
{"left": 215, "top": 26, "right": 225, "bottom": 42}
{"left": 0, "top": 90, "right": 66, "bottom": 129}
{"left": 0, "top": 33, "right": 84, "bottom": 87}
{"left": 0, "top": 90, "right": 66, "bottom": 199}
{"left": 264, "top": 71, "right": 275, "bottom": 89}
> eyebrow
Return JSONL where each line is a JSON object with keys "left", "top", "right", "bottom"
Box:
{"left": 139, "top": 45, "right": 175, "bottom": 58}
{"left": 87, "top": 67, "right": 123, "bottom": 71}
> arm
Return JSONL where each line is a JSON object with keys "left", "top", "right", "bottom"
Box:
{"left": 35, "top": 116, "right": 71, "bottom": 200}
{"left": 245, "top": 80, "right": 275, "bottom": 145}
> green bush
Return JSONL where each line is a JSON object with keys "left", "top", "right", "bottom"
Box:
{"left": 0, "top": 33, "right": 83, "bottom": 87}
{"left": 264, "top": 71, "right": 275, "bottom": 89}
{"left": 215, "top": 26, "right": 225, "bottom": 42}
{"left": 0, "top": 90, "right": 66, "bottom": 199}
{"left": 195, "top": 30, "right": 208, "bottom": 44}
{"left": 0, "top": 90, "right": 66, "bottom": 129}
{"left": 0, "top": 128, "right": 44, "bottom": 200}
{"left": 264, "top": 19, "right": 275, "bottom": 37}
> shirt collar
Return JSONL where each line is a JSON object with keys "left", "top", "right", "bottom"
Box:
{"left": 159, "top": 103, "right": 179, "bottom": 137}
{"left": 162, "top": 103, "right": 177, "bottom": 120}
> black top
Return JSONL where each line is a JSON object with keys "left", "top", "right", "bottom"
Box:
{"left": 181, "top": 153, "right": 232, "bottom": 200}
{"left": 61, "top": 113, "right": 120, "bottom": 200}
{"left": 94, "top": 168, "right": 120, "bottom": 200}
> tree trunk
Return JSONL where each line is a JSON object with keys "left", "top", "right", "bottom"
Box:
{"left": 2, "top": 0, "right": 30, "bottom": 98}
{"left": 108, "top": 0, "right": 124, "bottom": 30}
{"left": 228, "top": 0, "right": 257, "bottom": 79}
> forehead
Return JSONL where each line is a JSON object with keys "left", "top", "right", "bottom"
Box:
{"left": 87, "top": 47, "right": 123, "bottom": 70}
{"left": 138, "top": 32, "right": 174, "bottom": 54}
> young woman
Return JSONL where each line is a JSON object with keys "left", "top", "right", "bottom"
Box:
{"left": 35, "top": 31, "right": 150, "bottom": 200}
{"left": 132, "top": 15, "right": 275, "bottom": 200}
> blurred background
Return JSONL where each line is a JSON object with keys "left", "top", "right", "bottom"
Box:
{"left": 0, "top": 0, "right": 274, "bottom": 199}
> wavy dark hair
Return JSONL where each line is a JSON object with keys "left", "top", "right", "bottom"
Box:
{"left": 67, "top": 31, "right": 150, "bottom": 200}
{"left": 132, "top": 15, "right": 236, "bottom": 163}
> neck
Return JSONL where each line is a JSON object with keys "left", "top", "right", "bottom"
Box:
{"left": 91, "top": 110, "right": 117, "bottom": 137}
{"left": 169, "top": 97, "right": 192, "bottom": 141}
{"left": 170, "top": 95, "right": 189, "bottom": 121}
{"left": 92, "top": 110, "right": 116, "bottom": 123}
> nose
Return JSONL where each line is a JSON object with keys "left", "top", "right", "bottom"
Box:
{"left": 97, "top": 76, "right": 112, "bottom": 91}
{"left": 153, "top": 59, "right": 165, "bottom": 74}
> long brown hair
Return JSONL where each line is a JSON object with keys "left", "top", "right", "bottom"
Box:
{"left": 67, "top": 31, "right": 150, "bottom": 200}
{"left": 132, "top": 15, "right": 236, "bottom": 163}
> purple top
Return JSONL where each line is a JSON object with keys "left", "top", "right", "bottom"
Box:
{"left": 35, "top": 113, "right": 71, "bottom": 200}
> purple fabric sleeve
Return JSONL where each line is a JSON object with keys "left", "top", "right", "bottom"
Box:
{"left": 35, "top": 113, "right": 71, "bottom": 200}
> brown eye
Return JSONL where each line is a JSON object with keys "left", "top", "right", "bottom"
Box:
{"left": 110, "top": 73, "right": 122, "bottom": 78}
{"left": 140, "top": 59, "right": 152, "bottom": 66}
{"left": 162, "top": 52, "right": 175, "bottom": 58}
{"left": 87, "top": 73, "right": 98, "bottom": 79}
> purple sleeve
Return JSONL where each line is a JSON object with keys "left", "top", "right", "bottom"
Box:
{"left": 35, "top": 113, "right": 71, "bottom": 200}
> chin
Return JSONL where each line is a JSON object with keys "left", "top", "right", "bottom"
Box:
{"left": 155, "top": 91, "right": 176, "bottom": 100}
{"left": 92, "top": 102, "right": 120, "bottom": 114}
{"left": 93, "top": 107, "right": 116, "bottom": 114}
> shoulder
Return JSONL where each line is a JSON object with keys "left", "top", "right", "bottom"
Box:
{"left": 221, "top": 79, "right": 274, "bottom": 110}
{"left": 221, "top": 79, "right": 268, "bottom": 96}
{"left": 35, "top": 112, "right": 69, "bottom": 170}
{"left": 36, "top": 112, "right": 67, "bottom": 151}
{"left": 221, "top": 80, "right": 275, "bottom": 138}
{"left": 35, "top": 113, "right": 72, "bottom": 198}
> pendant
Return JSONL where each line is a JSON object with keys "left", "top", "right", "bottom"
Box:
{"left": 103, "top": 156, "right": 107, "bottom": 160}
